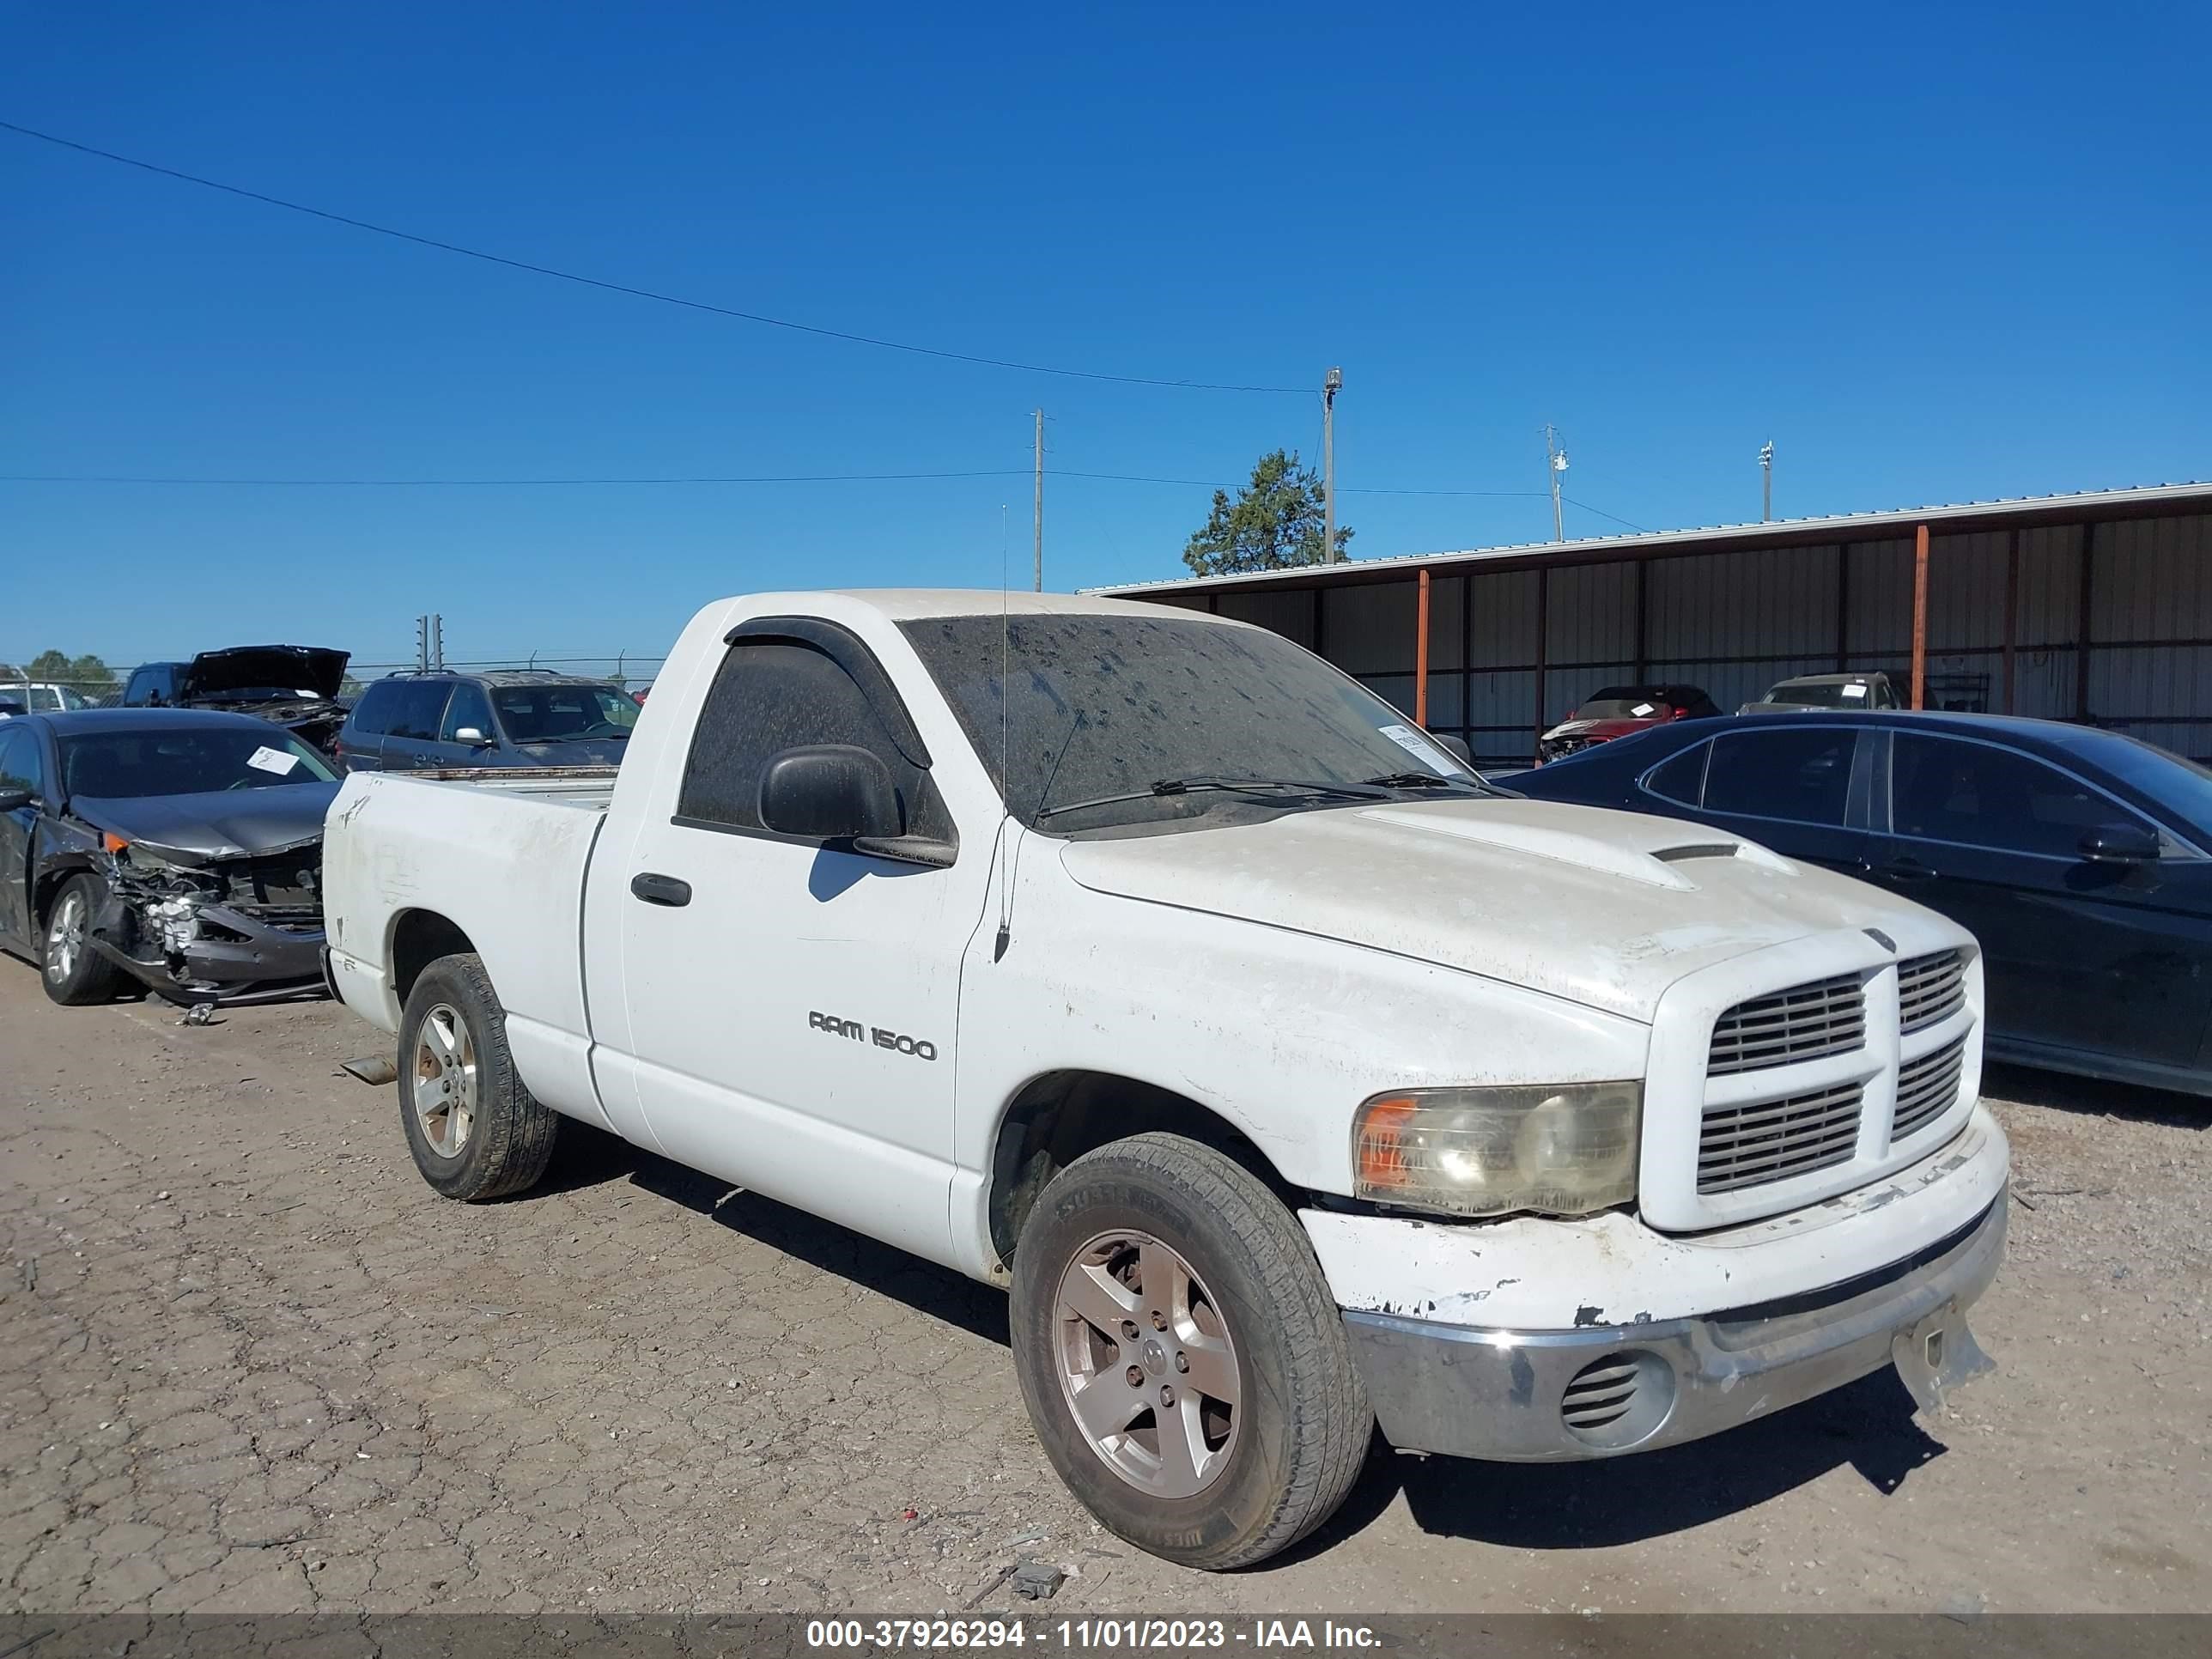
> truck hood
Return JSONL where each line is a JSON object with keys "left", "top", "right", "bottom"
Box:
{"left": 179, "top": 646, "right": 349, "bottom": 703}
{"left": 1058, "top": 797, "right": 1933, "bottom": 1023}
{"left": 69, "top": 784, "right": 341, "bottom": 864}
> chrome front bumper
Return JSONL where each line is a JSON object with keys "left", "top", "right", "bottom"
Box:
{"left": 1343, "top": 1192, "right": 2005, "bottom": 1462}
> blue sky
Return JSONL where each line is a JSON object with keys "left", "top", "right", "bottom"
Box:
{"left": 4, "top": 2, "right": 2206, "bottom": 670}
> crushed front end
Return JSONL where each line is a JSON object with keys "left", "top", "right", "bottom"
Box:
{"left": 92, "top": 836, "right": 329, "bottom": 1006}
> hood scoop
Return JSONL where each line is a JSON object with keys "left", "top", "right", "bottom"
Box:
{"left": 1354, "top": 805, "right": 1704, "bottom": 890}
{"left": 1651, "top": 842, "right": 1742, "bottom": 863}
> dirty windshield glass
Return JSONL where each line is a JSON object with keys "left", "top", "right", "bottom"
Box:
{"left": 1766, "top": 680, "right": 1863, "bottom": 707}
{"left": 60, "top": 728, "right": 338, "bottom": 798}
{"left": 489, "top": 684, "right": 640, "bottom": 744}
{"left": 898, "top": 612, "right": 1482, "bottom": 830}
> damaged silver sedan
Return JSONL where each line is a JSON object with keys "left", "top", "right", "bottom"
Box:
{"left": 0, "top": 709, "right": 338, "bottom": 1010}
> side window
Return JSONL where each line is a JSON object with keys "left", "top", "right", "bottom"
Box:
{"left": 441, "top": 683, "right": 495, "bottom": 743}
{"left": 384, "top": 683, "right": 454, "bottom": 743}
{"left": 0, "top": 728, "right": 37, "bottom": 796}
{"left": 126, "top": 665, "right": 173, "bottom": 705}
{"left": 1704, "top": 727, "right": 1856, "bottom": 826}
{"left": 1892, "top": 734, "right": 2130, "bottom": 859}
{"left": 677, "top": 641, "right": 927, "bottom": 835}
{"left": 347, "top": 683, "right": 398, "bottom": 737}
{"left": 1644, "top": 741, "right": 1710, "bottom": 806}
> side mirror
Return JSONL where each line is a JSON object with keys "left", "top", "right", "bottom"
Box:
{"left": 0, "top": 787, "right": 32, "bottom": 812}
{"left": 759, "top": 744, "right": 903, "bottom": 842}
{"left": 1433, "top": 733, "right": 1474, "bottom": 768}
{"left": 2080, "top": 822, "right": 2159, "bottom": 864}
{"left": 453, "top": 726, "right": 493, "bottom": 747}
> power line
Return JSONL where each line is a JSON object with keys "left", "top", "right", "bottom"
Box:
{"left": 1562, "top": 495, "right": 1647, "bottom": 532}
{"left": 0, "top": 118, "right": 1311, "bottom": 395}
{"left": 0, "top": 470, "right": 1031, "bottom": 486}
{"left": 0, "top": 464, "right": 1649, "bottom": 529}
{"left": 1, "top": 468, "right": 1575, "bottom": 498}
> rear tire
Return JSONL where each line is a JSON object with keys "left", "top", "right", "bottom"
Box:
{"left": 1009, "top": 1132, "right": 1371, "bottom": 1570}
{"left": 40, "top": 872, "right": 128, "bottom": 1006}
{"left": 398, "top": 953, "right": 559, "bottom": 1200}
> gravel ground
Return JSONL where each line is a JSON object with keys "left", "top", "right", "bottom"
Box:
{"left": 1, "top": 971, "right": 2206, "bottom": 1614}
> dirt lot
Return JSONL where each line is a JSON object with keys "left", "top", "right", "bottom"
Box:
{"left": 2, "top": 970, "right": 2206, "bottom": 1615}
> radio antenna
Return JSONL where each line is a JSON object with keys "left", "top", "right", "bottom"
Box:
{"left": 996, "top": 503, "right": 1013, "bottom": 961}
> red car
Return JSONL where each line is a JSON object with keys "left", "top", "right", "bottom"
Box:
{"left": 1538, "top": 684, "right": 1721, "bottom": 763}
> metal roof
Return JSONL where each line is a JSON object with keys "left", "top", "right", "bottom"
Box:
{"left": 1087, "top": 480, "right": 2212, "bottom": 597}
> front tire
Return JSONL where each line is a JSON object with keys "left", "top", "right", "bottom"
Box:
{"left": 1009, "top": 1133, "right": 1371, "bottom": 1570}
{"left": 40, "top": 872, "right": 127, "bottom": 1006}
{"left": 398, "top": 953, "right": 559, "bottom": 1200}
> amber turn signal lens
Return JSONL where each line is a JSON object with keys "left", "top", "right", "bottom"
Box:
{"left": 1353, "top": 1094, "right": 1419, "bottom": 1191}
{"left": 102, "top": 833, "right": 129, "bottom": 854}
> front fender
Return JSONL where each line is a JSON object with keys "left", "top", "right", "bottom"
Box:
{"left": 946, "top": 850, "right": 1651, "bottom": 1277}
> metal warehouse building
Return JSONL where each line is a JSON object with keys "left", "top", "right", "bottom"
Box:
{"left": 1091, "top": 482, "right": 2212, "bottom": 767}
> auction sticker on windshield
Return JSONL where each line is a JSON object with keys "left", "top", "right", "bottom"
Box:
{"left": 1377, "top": 722, "right": 1463, "bottom": 776}
{"left": 246, "top": 745, "right": 301, "bottom": 775}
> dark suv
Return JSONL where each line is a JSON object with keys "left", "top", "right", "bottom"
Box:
{"left": 332, "top": 671, "right": 639, "bottom": 774}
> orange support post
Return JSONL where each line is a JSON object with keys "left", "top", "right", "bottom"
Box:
{"left": 1415, "top": 568, "right": 1431, "bottom": 727}
{"left": 1911, "top": 523, "right": 1929, "bottom": 710}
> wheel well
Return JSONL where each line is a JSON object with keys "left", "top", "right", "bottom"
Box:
{"left": 33, "top": 861, "right": 94, "bottom": 927}
{"left": 987, "top": 1072, "right": 1298, "bottom": 1265}
{"left": 389, "top": 910, "right": 477, "bottom": 1006}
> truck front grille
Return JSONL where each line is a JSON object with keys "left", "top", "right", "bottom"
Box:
{"left": 1898, "top": 950, "right": 1966, "bottom": 1033}
{"left": 1708, "top": 973, "right": 1865, "bottom": 1075}
{"left": 1697, "top": 1080, "right": 1864, "bottom": 1194}
{"left": 1893, "top": 1036, "right": 1966, "bottom": 1140}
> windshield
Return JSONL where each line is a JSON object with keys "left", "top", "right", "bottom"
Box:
{"left": 1765, "top": 680, "right": 1867, "bottom": 708}
{"left": 1573, "top": 690, "right": 1678, "bottom": 720}
{"left": 898, "top": 612, "right": 1485, "bottom": 831}
{"left": 60, "top": 727, "right": 339, "bottom": 799}
{"left": 489, "top": 684, "right": 640, "bottom": 744}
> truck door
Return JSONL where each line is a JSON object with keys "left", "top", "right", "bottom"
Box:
{"left": 606, "top": 626, "right": 989, "bottom": 1266}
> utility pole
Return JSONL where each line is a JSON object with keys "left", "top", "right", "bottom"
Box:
{"left": 1032, "top": 409, "right": 1044, "bottom": 592}
{"left": 1760, "top": 440, "right": 1774, "bottom": 523}
{"left": 1322, "top": 367, "right": 1343, "bottom": 562}
{"left": 1545, "top": 424, "right": 1569, "bottom": 542}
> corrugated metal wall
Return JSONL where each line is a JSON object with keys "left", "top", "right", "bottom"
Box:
{"left": 1164, "top": 508, "right": 2212, "bottom": 766}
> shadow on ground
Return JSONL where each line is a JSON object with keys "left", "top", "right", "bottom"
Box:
{"left": 532, "top": 1121, "right": 1013, "bottom": 1345}
{"left": 521, "top": 1121, "right": 1948, "bottom": 1560}
{"left": 1984, "top": 1061, "right": 2206, "bottom": 1130}
{"left": 1273, "top": 1368, "right": 1943, "bottom": 1563}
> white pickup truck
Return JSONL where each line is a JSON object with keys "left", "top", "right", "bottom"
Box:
{"left": 321, "top": 591, "right": 2008, "bottom": 1568}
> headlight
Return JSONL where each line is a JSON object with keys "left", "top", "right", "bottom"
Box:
{"left": 1352, "top": 1082, "right": 1641, "bottom": 1218}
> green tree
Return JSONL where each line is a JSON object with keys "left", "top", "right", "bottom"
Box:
{"left": 21, "top": 650, "right": 120, "bottom": 697}
{"left": 1181, "top": 448, "right": 1351, "bottom": 576}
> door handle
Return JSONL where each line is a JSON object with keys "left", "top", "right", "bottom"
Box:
{"left": 630, "top": 872, "right": 692, "bottom": 907}
{"left": 1878, "top": 856, "right": 1936, "bottom": 881}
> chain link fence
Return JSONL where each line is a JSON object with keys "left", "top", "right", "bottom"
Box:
{"left": 2, "top": 656, "right": 668, "bottom": 714}
{"left": 343, "top": 655, "right": 668, "bottom": 691}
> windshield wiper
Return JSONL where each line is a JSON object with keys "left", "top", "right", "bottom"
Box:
{"left": 1037, "top": 775, "right": 1390, "bottom": 822}
{"left": 1359, "top": 771, "right": 1486, "bottom": 792}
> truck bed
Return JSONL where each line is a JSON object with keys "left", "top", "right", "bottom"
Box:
{"left": 320, "top": 770, "right": 612, "bottom": 1115}
{"left": 398, "top": 765, "right": 621, "bottom": 810}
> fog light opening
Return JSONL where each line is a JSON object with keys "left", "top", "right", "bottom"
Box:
{"left": 1559, "top": 1350, "right": 1675, "bottom": 1450}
